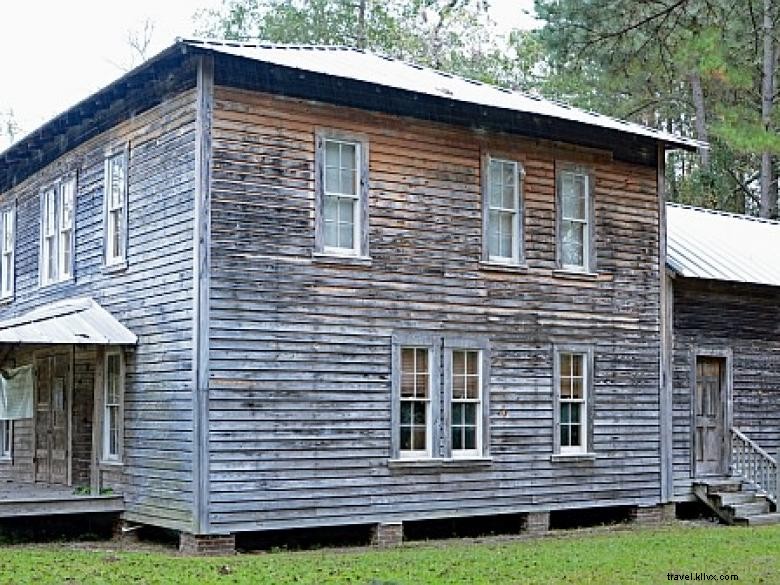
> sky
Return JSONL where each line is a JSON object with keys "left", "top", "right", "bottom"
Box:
{"left": 0, "top": 0, "right": 538, "bottom": 150}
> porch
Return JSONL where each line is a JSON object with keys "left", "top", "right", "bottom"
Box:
{"left": 0, "top": 480, "right": 124, "bottom": 518}
{"left": 0, "top": 298, "right": 136, "bottom": 519}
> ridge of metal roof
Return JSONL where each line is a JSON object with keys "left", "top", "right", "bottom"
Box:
{"left": 181, "top": 37, "right": 703, "bottom": 151}
{"left": 666, "top": 203, "right": 780, "bottom": 288}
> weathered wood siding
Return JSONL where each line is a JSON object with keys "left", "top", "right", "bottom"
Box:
{"left": 206, "top": 88, "right": 663, "bottom": 533}
{"left": 671, "top": 278, "right": 780, "bottom": 499}
{"left": 0, "top": 90, "right": 198, "bottom": 530}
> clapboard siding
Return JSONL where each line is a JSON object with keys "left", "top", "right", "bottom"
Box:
{"left": 207, "top": 87, "right": 663, "bottom": 532}
{"left": 0, "top": 90, "right": 198, "bottom": 531}
{"left": 672, "top": 278, "right": 780, "bottom": 499}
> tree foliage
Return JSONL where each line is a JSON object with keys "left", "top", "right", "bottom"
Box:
{"left": 534, "top": 0, "right": 780, "bottom": 217}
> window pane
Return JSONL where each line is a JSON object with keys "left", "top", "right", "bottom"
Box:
{"left": 560, "top": 353, "right": 571, "bottom": 378}
{"left": 412, "top": 402, "right": 426, "bottom": 425}
{"left": 452, "top": 426, "right": 462, "bottom": 450}
{"left": 412, "top": 427, "right": 426, "bottom": 451}
{"left": 3, "top": 211, "right": 12, "bottom": 251}
{"left": 464, "top": 403, "right": 477, "bottom": 425}
{"left": 400, "top": 426, "right": 411, "bottom": 450}
{"left": 340, "top": 169, "right": 356, "bottom": 196}
{"left": 571, "top": 377, "right": 583, "bottom": 399}
{"left": 560, "top": 423, "right": 570, "bottom": 447}
{"left": 502, "top": 183, "right": 515, "bottom": 210}
{"left": 569, "top": 403, "right": 581, "bottom": 425}
{"left": 337, "top": 198, "right": 354, "bottom": 249}
{"left": 562, "top": 173, "right": 586, "bottom": 219}
{"left": 400, "top": 402, "right": 411, "bottom": 424}
{"left": 466, "top": 374, "right": 479, "bottom": 400}
{"left": 452, "top": 402, "right": 463, "bottom": 425}
{"left": 560, "top": 402, "right": 570, "bottom": 424}
{"left": 562, "top": 221, "right": 584, "bottom": 266}
{"left": 325, "top": 166, "right": 339, "bottom": 193}
{"left": 110, "top": 157, "right": 125, "bottom": 208}
{"left": 325, "top": 141, "right": 340, "bottom": 168}
{"left": 415, "top": 348, "right": 428, "bottom": 375}
{"left": 570, "top": 423, "right": 581, "bottom": 447}
{"left": 464, "top": 427, "right": 476, "bottom": 450}
{"left": 340, "top": 143, "right": 356, "bottom": 173}
{"left": 571, "top": 354, "right": 583, "bottom": 377}
{"left": 466, "top": 352, "right": 478, "bottom": 375}
{"left": 488, "top": 211, "right": 500, "bottom": 256}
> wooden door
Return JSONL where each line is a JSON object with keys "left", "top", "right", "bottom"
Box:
{"left": 34, "top": 352, "right": 70, "bottom": 485}
{"left": 694, "top": 357, "right": 726, "bottom": 476}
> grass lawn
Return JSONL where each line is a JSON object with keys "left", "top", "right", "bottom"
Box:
{"left": 0, "top": 523, "right": 778, "bottom": 584}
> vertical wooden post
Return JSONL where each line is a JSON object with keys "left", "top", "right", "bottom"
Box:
{"left": 658, "top": 143, "right": 674, "bottom": 503}
{"left": 192, "top": 54, "right": 214, "bottom": 535}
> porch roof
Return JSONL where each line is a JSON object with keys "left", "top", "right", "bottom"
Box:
{"left": 667, "top": 203, "right": 780, "bottom": 288}
{"left": 0, "top": 298, "right": 137, "bottom": 345}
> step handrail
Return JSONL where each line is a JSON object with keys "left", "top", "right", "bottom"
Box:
{"left": 730, "top": 427, "right": 778, "bottom": 504}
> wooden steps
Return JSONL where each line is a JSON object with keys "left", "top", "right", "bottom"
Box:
{"left": 694, "top": 479, "right": 780, "bottom": 526}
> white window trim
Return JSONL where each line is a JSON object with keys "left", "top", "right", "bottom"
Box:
{"left": 39, "top": 175, "right": 77, "bottom": 288}
{"left": 0, "top": 204, "right": 15, "bottom": 299}
{"left": 101, "top": 350, "right": 124, "bottom": 464}
{"left": 58, "top": 179, "right": 75, "bottom": 281}
{"left": 104, "top": 148, "right": 129, "bottom": 268}
{"left": 553, "top": 346, "right": 594, "bottom": 456}
{"left": 448, "top": 349, "right": 484, "bottom": 458}
{"left": 398, "top": 346, "right": 434, "bottom": 459}
{"left": 323, "top": 138, "right": 361, "bottom": 256}
{"left": 0, "top": 420, "right": 11, "bottom": 461}
{"left": 556, "top": 165, "right": 594, "bottom": 273}
{"left": 484, "top": 156, "right": 524, "bottom": 265}
{"left": 314, "top": 130, "right": 370, "bottom": 259}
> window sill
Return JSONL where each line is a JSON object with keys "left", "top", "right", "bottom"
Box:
{"left": 103, "top": 261, "right": 128, "bottom": 274}
{"left": 388, "top": 457, "right": 493, "bottom": 469}
{"left": 550, "top": 452, "right": 597, "bottom": 462}
{"left": 99, "top": 460, "right": 124, "bottom": 469}
{"left": 479, "top": 261, "right": 528, "bottom": 274}
{"left": 40, "top": 276, "right": 75, "bottom": 290}
{"left": 312, "top": 252, "right": 372, "bottom": 267}
{"left": 552, "top": 269, "right": 600, "bottom": 281}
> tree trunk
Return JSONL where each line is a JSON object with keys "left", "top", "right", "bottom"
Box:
{"left": 357, "top": 0, "right": 367, "bottom": 49}
{"left": 688, "top": 71, "right": 710, "bottom": 170}
{"left": 759, "top": 0, "right": 776, "bottom": 218}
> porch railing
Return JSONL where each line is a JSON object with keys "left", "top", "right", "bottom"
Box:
{"left": 730, "top": 427, "right": 778, "bottom": 504}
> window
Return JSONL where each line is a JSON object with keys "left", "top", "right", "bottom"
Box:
{"left": 557, "top": 166, "right": 593, "bottom": 271}
{"left": 40, "top": 176, "right": 76, "bottom": 286}
{"left": 0, "top": 421, "right": 10, "bottom": 460}
{"left": 315, "top": 132, "right": 368, "bottom": 257}
{"left": 450, "top": 349, "right": 483, "bottom": 457}
{"left": 103, "top": 351, "right": 123, "bottom": 462}
{"left": 392, "top": 334, "right": 490, "bottom": 461}
{"left": 554, "top": 348, "right": 593, "bottom": 455}
{"left": 399, "top": 347, "right": 432, "bottom": 457}
{"left": 104, "top": 150, "right": 128, "bottom": 266}
{"left": 0, "top": 205, "right": 14, "bottom": 299}
{"left": 484, "top": 157, "right": 523, "bottom": 263}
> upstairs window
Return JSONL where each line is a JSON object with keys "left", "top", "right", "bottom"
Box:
{"left": 0, "top": 205, "right": 15, "bottom": 299}
{"left": 557, "top": 166, "right": 593, "bottom": 271}
{"left": 484, "top": 157, "right": 523, "bottom": 264}
{"left": 104, "top": 150, "right": 128, "bottom": 267}
{"left": 315, "top": 132, "right": 369, "bottom": 257}
{"left": 40, "top": 176, "right": 76, "bottom": 286}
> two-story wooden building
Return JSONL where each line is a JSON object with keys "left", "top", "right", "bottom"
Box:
{"left": 0, "top": 38, "right": 721, "bottom": 552}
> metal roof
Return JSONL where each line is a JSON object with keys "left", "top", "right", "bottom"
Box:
{"left": 0, "top": 298, "right": 137, "bottom": 345}
{"left": 667, "top": 203, "right": 780, "bottom": 287}
{"left": 183, "top": 38, "right": 703, "bottom": 151}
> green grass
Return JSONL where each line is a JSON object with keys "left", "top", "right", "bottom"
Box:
{"left": 0, "top": 524, "right": 778, "bottom": 584}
